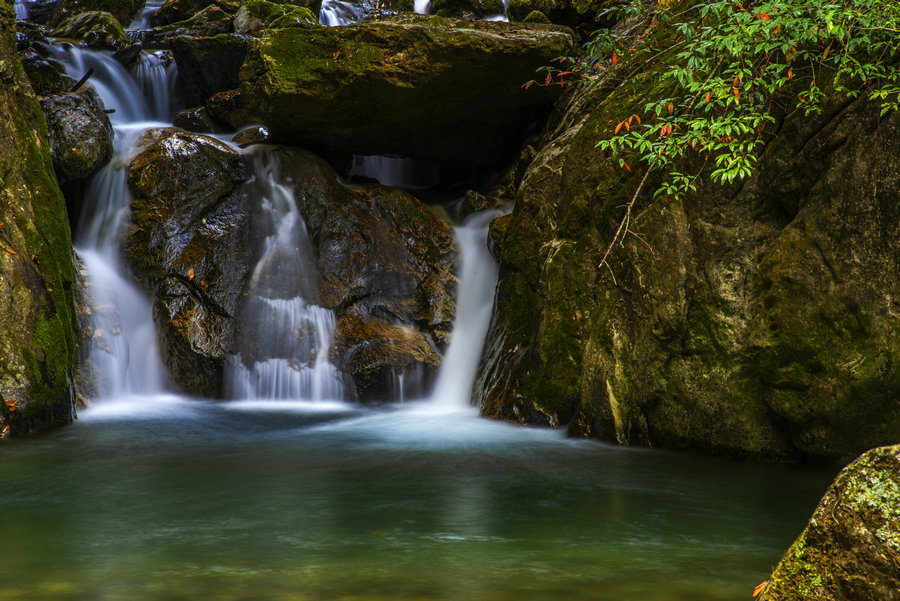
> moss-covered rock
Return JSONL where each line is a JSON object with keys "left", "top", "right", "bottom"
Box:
{"left": 48, "top": 0, "right": 145, "bottom": 28}
{"left": 0, "top": 7, "right": 79, "bottom": 437}
{"left": 41, "top": 89, "right": 114, "bottom": 182}
{"left": 50, "top": 10, "right": 131, "bottom": 50}
{"left": 474, "top": 17, "right": 900, "bottom": 460}
{"left": 137, "top": 5, "right": 234, "bottom": 50}
{"left": 170, "top": 32, "right": 246, "bottom": 105}
{"left": 507, "top": 0, "right": 612, "bottom": 29}
{"left": 229, "top": 15, "right": 574, "bottom": 167}
{"left": 233, "top": 0, "right": 317, "bottom": 34}
{"left": 758, "top": 444, "right": 900, "bottom": 600}
{"left": 430, "top": 0, "right": 504, "bottom": 19}
{"left": 148, "top": 0, "right": 239, "bottom": 26}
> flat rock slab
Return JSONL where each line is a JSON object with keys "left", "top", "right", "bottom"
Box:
{"left": 234, "top": 15, "right": 575, "bottom": 166}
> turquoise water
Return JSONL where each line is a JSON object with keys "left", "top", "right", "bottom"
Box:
{"left": 0, "top": 397, "right": 833, "bottom": 601}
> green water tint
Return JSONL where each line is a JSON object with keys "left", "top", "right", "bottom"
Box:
{"left": 0, "top": 398, "right": 835, "bottom": 601}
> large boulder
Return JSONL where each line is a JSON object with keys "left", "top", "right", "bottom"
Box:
{"left": 474, "top": 41, "right": 900, "bottom": 459}
{"left": 50, "top": 10, "right": 131, "bottom": 50}
{"left": 758, "top": 444, "right": 900, "bottom": 600}
{"left": 134, "top": 5, "right": 234, "bottom": 50}
{"left": 47, "top": 0, "right": 145, "bottom": 28}
{"left": 212, "top": 15, "right": 574, "bottom": 167}
{"left": 41, "top": 88, "right": 114, "bottom": 182}
{"left": 0, "top": 7, "right": 79, "bottom": 437}
{"left": 124, "top": 131, "right": 457, "bottom": 400}
{"left": 170, "top": 33, "right": 246, "bottom": 105}
{"left": 124, "top": 128, "right": 253, "bottom": 397}
{"left": 233, "top": 0, "right": 318, "bottom": 34}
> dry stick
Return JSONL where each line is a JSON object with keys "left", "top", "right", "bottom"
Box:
{"left": 597, "top": 167, "right": 652, "bottom": 271}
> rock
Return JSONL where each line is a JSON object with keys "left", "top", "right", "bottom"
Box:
{"left": 430, "top": 0, "right": 504, "bottom": 19}
{"left": 522, "top": 10, "right": 551, "bottom": 24}
{"left": 231, "top": 124, "right": 270, "bottom": 147}
{"left": 507, "top": 0, "right": 612, "bottom": 29}
{"left": 125, "top": 128, "right": 253, "bottom": 397}
{"left": 123, "top": 133, "right": 457, "bottom": 400}
{"left": 233, "top": 0, "right": 318, "bottom": 34}
{"left": 0, "top": 6, "right": 79, "bottom": 437}
{"left": 41, "top": 88, "right": 114, "bottom": 182}
{"left": 50, "top": 10, "right": 131, "bottom": 50}
{"left": 758, "top": 444, "right": 900, "bottom": 600}
{"left": 149, "top": 0, "right": 243, "bottom": 26}
{"left": 329, "top": 310, "right": 441, "bottom": 400}
{"left": 170, "top": 32, "right": 247, "bottom": 105}
{"left": 474, "top": 33, "right": 900, "bottom": 459}
{"left": 172, "top": 106, "right": 221, "bottom": 132}
{"left": 229, "top": 15, "right": 575, "bottom": 167}
{"left": 22, "top": 51, "right": 73, "bottom": 94}
{"left": 48, "top": 0, "right": 145, "bottom": 28}
{"left": 134, "top": 5, "right": 234, "bottom": 50}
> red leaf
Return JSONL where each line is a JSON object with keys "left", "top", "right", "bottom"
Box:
{"left": 615, "top": 121, "right": 623, "bottom": 134}
{"left": 622, "top": 161, "right": 631, "bottom": 172}
{"left": 759, "top": 12, "right": 770, "bottom": 20}
{"left": 634, "top": 114, "right": 641, "bottom": 125}
{"left": 705, "top": 91, "right": 712, "bottom": 103}
{"left": 612, "top": 53, "right": 618, "bottom": 67}
{"left": 545, "top": 72, "right": 552, "bottom": 86}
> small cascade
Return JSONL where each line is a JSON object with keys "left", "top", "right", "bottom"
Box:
{"left": 228, "top": 157, "right": 344, "bottom": 401}
{"left": 319, "top": 0, "right": 365, "bottom": 26}
{"left": 347, "top": 155, "right": 440, "bottom": 190}
{"left": 48, "top": 45, "right": 172, "bottom": 397}
{"left": 128, "top": 0, "right": 164, "bottom": 29}
{"left": 134, "top": 52, "right": 175, "bottom": 122}
{"left": 414, "top": 0, "right": 430, "bottom": 13}
{"left": 14, "top": 0, "right": 28, "bottom": 20}
{"left": 428, "top": 209, "right": 504, "bottom": 408}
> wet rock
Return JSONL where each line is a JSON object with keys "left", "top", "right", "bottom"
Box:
{"left": 47, "top": 0, "right": 145, "bottom": 29}
{"left": 329, "top": 310, "right": 441, "bottom": 400}
{"left": 125, "top": 128, "right": 253, "bottom": 397}
{"left": 231, "top": 124, "right": 270, "bottom": 147}
{"left": 758, "top": 444, "right": 900, "bottom": 600}
{"left": 22, "top": 51, "right": 73, "bottom": 94}
{"left": 233, "top": 0, "right": 318, "bottom": 34}
{"left": 149, "top": 0, "right": 240, "bottom": 26}
{"left": 51, "top": 10, "right": 131, "bottom": 50}
{"left": 229, "top": 15, "right": 575, "bottom": 167}
{"left": 0, "top": 5, "right": 79, "bottom": 437}
{"left": 41, "top": 88, "right": 114, "bottom": 182}
{"left": 170, "top": 32, "right": 246, "bottom": 105}
{"left": 507, "top": 0, "right": 612, "bottom": 30}
{"left": 172, "top": 106, "right": 221, "bottom": 132}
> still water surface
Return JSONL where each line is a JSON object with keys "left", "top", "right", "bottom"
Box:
{"left": 1, "top": 397, "right": 833, "bottom": 601}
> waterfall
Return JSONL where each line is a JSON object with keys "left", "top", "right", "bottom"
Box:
{"left": 427, "top": 209, "right": 503, "bottom": 408}
{"left": 134, "top": 52, "right": 175, "bottom": 121}
{"left": 48, "top": 44, "right": 173, "bottom": 398}
{"left": 227, "top": 157, "right": 344, "bottom": 401}
{"left": 347, "top": 155, "right": 440, "bottom": 190}
{"left": 14, "top": 0, "right": 28, "bottom": 19}
{"left": 128, "top": 0, "right": 164, "bottom": 29}
{"left": 319, "top": 0, "right": 365, "bottom": 26}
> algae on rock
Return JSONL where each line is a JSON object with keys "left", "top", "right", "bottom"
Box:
{"left": 0, "top": 6, "right": 79, "bottom": 437}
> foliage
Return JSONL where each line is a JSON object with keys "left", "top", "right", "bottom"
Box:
{"left": 589, "top": 0, "right": 900, "bottom": 200}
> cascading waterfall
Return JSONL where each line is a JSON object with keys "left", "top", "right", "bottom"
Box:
{"left": 128, "top": 0, "right": 164, "bottom": 29}
{"left": 48, "top": 44, "right": 173, "bottom": 397}
{"left": 347, "top": 155, "right": 440, "bottom": 190}
{"left": 227, "top": 158, "right": 344, "bottom": 401}
{"left": 14, "top": 0, "right": 28, "bottom": 19}
{"left": 427, "top": 209, "right": 504, "bottom": 408}
{"left": 318, "top": 0, "right": 366, "bottom": 26}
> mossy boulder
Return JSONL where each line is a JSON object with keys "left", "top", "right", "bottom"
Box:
{"left": 125, "top": 128, "right": 253, "bottom": 397}
{"left": 228, "top": 15, "right": 574, "bottom": 167}
{"left": 233, "top": 0, "right": 317, "bottom": 34}
{"left": 475, "top": 31, "right": 900, "bottom": 459}
{"left": 136, "top": 5, "right": 234, "bottom": 50}
{"left": 48, "top": 0, "right": 145, "bottom": 28}
{"left": 430, "top": 0, "right": 504, "bottom": 19}
{"left": 0, "top": 7, "right": 79, "bottom": 437}
{"left": 50, "top": 10, "right": 130, "bottom": 50}
{"left": 148, "top": 0, "right": 240, "bottom": 26}
{"left": 41, "top": 89, "right": 114, "bottom": 182}
{"left": 507, "top": 0, "right": 612, "bottom": 29}
{"left": 758, "top": 444, "right": 900, "bottom": 600}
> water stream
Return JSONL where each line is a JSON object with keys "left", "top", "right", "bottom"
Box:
{"left": 0, "top": 22, "right": 837, "bottom": 601}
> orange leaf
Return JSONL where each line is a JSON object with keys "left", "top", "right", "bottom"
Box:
{"left": 612, "top": 53, "right": 618, "bottom": 67}
{"left": 705, "top": 91, "right": 712, "bottom": 103}
{"left": 753, "top": 580, "right": 769, "bottom": 597}
{"left": 624, "top": 120, "right": 630, "bottom": 131}
{"left": 758, "top": 12, "right": 770, "bottom": 20}
{"left": 787, "top": 69, "right": 793, "bottom": 79}
{"left": 4, "top": 400, "right": 15, "bottom": 412}
{"left": 200, "top": 281, "right": 208, "bottom": 289}
{"left": 736, "top": 3, "right": 745, "bottom": 10}
{"left": 523, "top": 81, "right": 534, "bottom": 90}
{"left": 4, "top": 247, "right": 16, "bottom": 255}
{"left": 733, "top": 75, "right": 740, "bottom": 86}
{"left": 188, "top": 268, "right": 195, "bottom": 280}
{"left": 615, "top": 121, "right": 623, "bottom": 134}
{"left": 667, "top": 102, "right": 674, "bottom": 115}
{"left": 545, "top": 72, "right": 552, "bottom": 86}
{"left": 622, "top": 161, "right": 631, "bottom": 172}
{"left": 634, "top": 114, "right": 641, "bottom": 125}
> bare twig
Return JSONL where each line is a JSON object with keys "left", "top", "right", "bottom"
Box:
{"left": 598, "top": 168, "right": 652, "bottom": 271}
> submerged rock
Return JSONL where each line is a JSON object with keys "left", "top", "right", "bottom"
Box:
{"left": 219, "top": 15, "right": 574, "bottom": 167}
{"left": 475, "top": 34, "right": 900, "bottom": 459}
{"left": 41, "top": 88, "right": 114, "bottom": 182}
{"left": 0, "top": 7, "right": 79, "bottom": 437}
{"left": 758, "top": 444, "right": 900, "bottom": 600}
